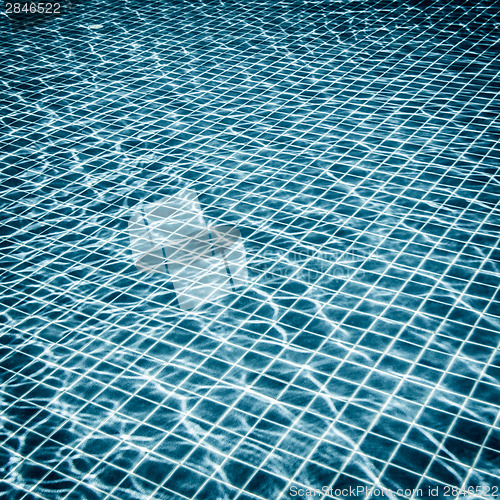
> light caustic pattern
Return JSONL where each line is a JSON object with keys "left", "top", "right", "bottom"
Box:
{"left": 0, "top": 0, "right": 499, "bottom": 499}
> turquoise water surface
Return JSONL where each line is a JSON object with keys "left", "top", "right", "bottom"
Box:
{"left": 0, "top": 0, "right": 499, "bottom": 498}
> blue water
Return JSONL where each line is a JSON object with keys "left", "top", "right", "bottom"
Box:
{"left": 0, "top": 0, "right": 499, "bottom": 499}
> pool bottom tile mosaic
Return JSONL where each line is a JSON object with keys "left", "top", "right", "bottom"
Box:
{"left": 0, "top": 0, "right": 499, "bottom": 498}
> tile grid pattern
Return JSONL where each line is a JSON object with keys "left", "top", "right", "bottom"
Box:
{"left": 0, "top": 0, "right": 499, "bottom": 499}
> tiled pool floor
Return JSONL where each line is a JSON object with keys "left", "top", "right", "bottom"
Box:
{"left": 0, "top": 0, "right": 499, "bottom": 498}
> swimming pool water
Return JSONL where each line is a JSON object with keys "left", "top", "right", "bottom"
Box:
{"left": 0, "top": 0, "right": 499, "bottom": 498}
